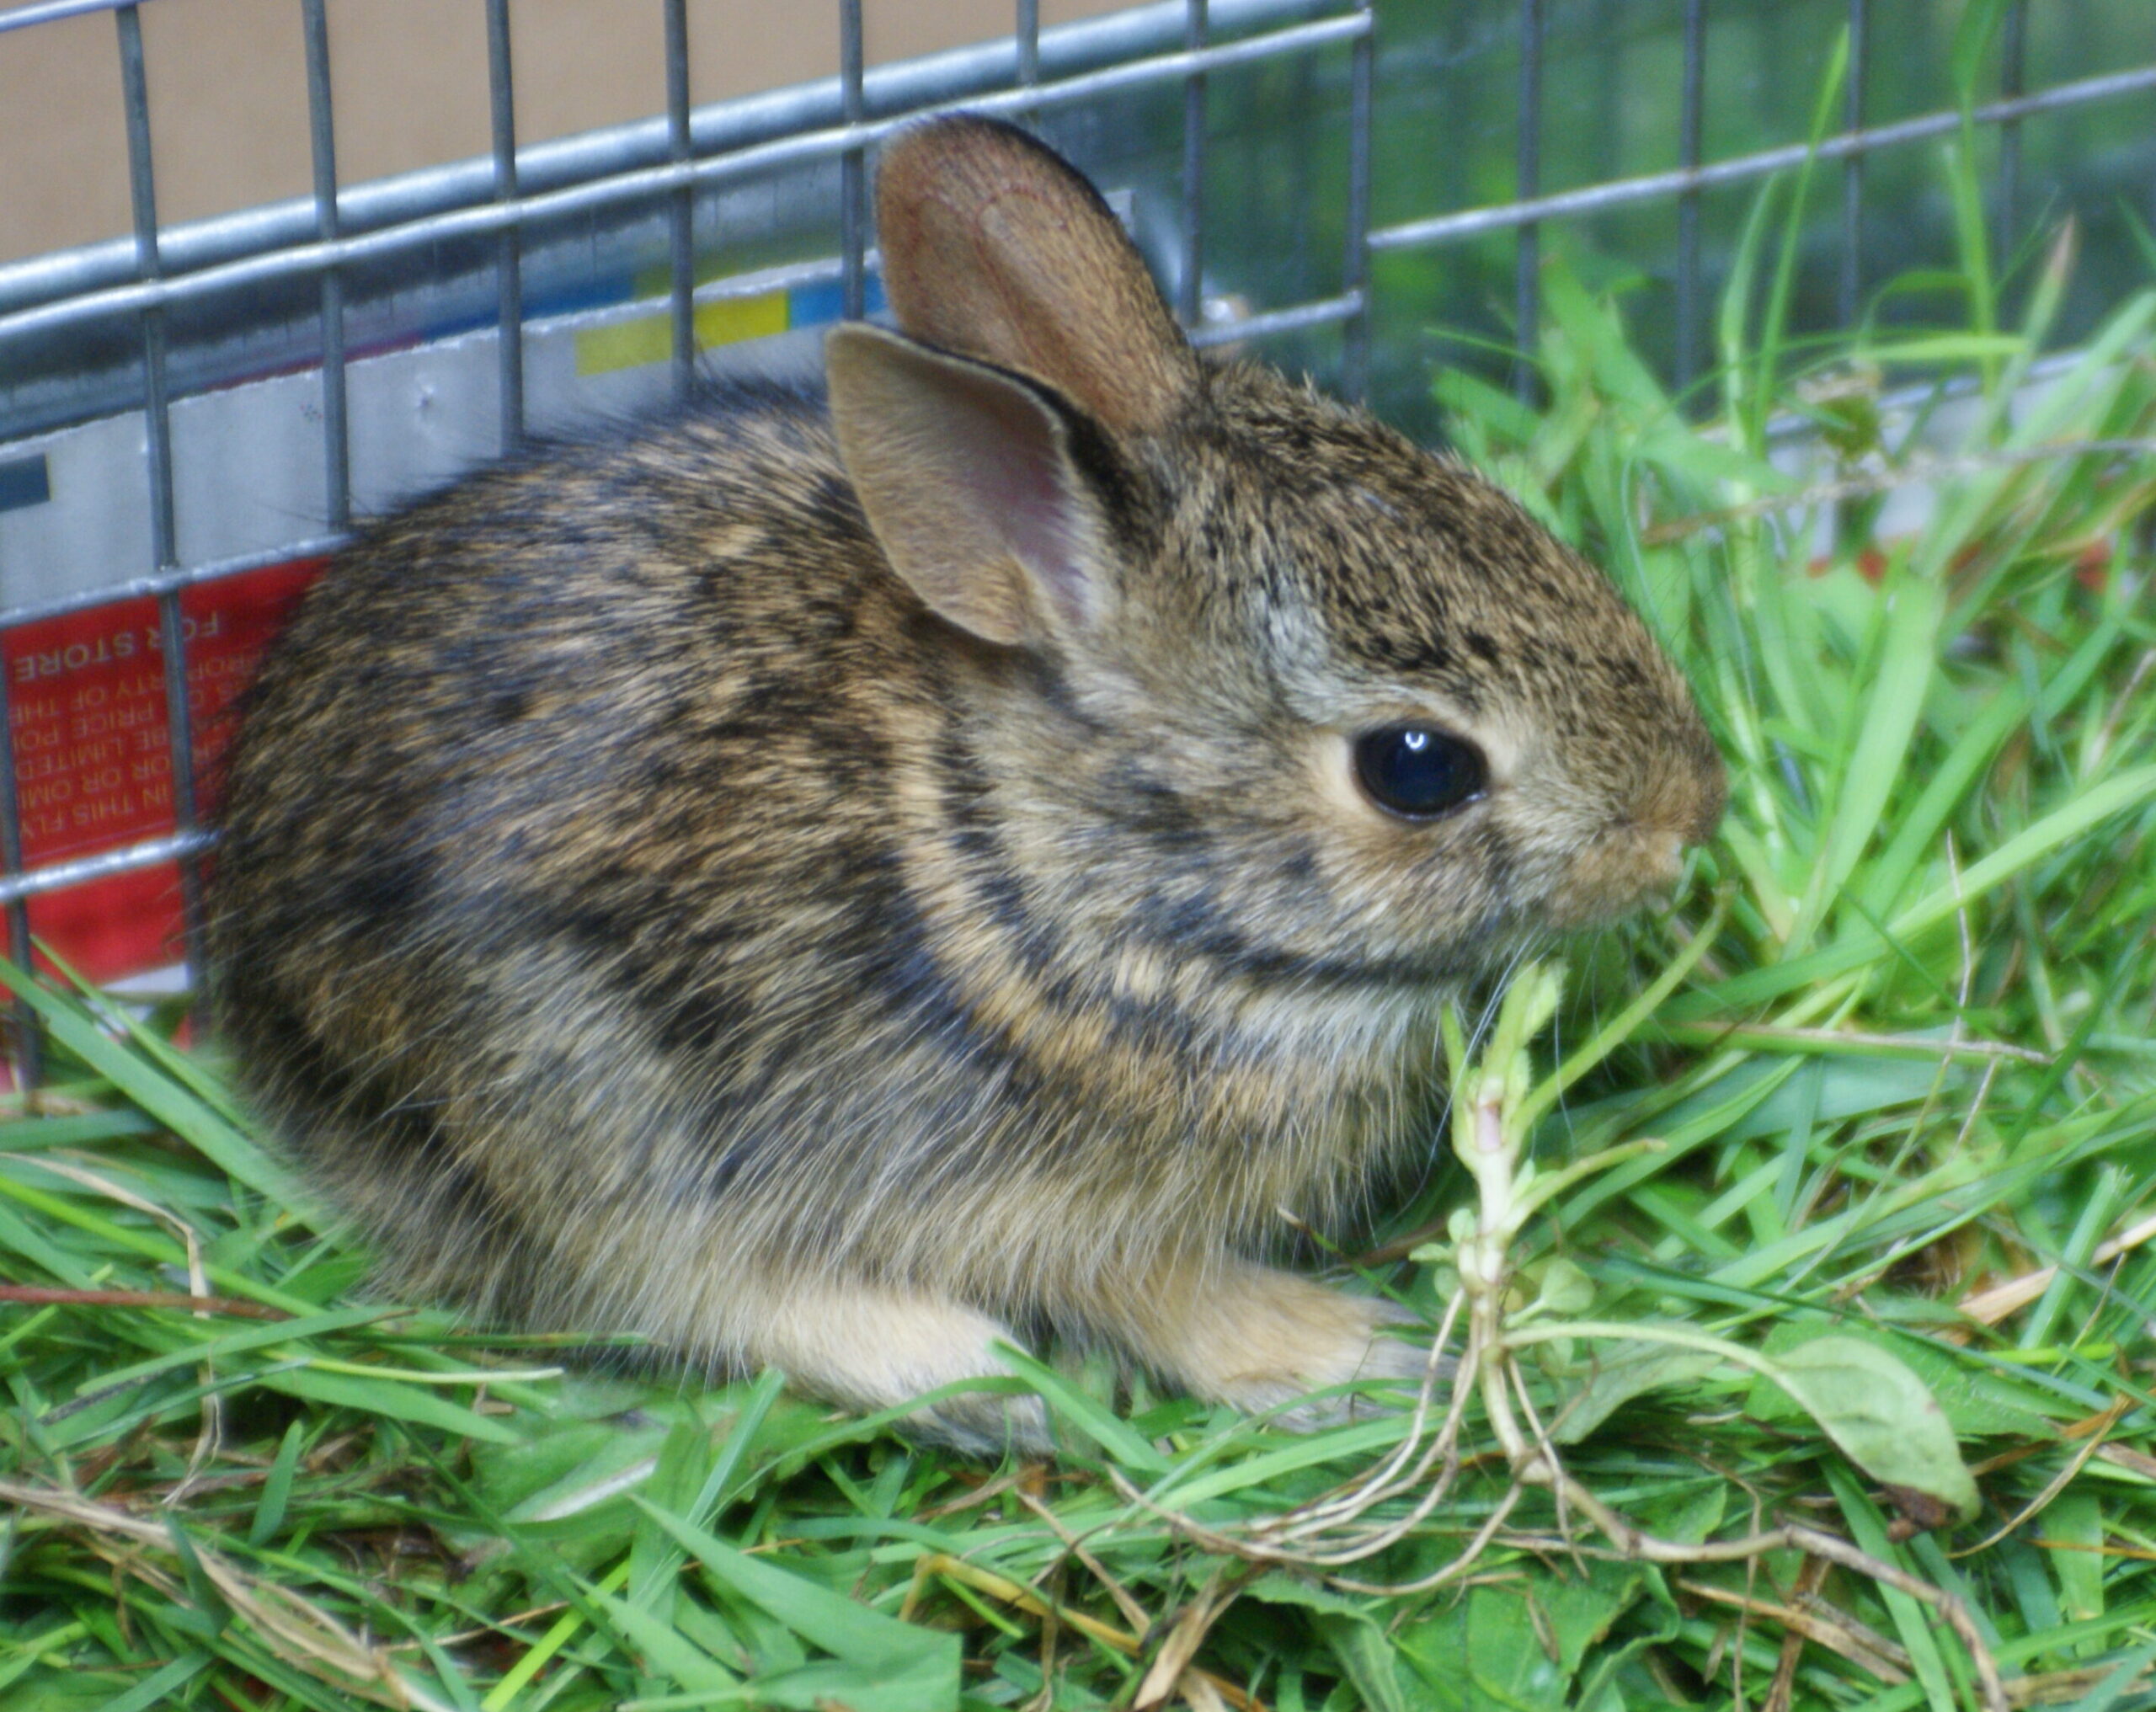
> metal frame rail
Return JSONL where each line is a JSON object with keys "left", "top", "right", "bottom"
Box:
{"left": 0, "top": 0, "right": 2149, "bottom": 1082}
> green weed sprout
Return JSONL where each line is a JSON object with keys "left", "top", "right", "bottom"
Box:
{"left": 1134, "top": 954, "right": 2010, "bottom": 1711}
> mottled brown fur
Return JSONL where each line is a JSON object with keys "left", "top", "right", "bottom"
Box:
{"left": 209, "top": 116, "right": 1723, "bottom": 1451}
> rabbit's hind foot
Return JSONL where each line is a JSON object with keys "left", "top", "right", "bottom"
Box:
{"left": 1103, "top": 1256, "right": 1432, "bottom": 1431}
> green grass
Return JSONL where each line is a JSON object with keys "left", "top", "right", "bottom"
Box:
{"left": 3, "top": 157, "right": 2154, "bottom": 1710}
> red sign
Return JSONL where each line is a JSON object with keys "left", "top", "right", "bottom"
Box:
{"left": 3, "top": 560, "right": 323, "bottom": 982}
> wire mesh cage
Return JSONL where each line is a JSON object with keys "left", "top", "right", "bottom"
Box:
{"left": 0, "top": 0, "right": 2150, "bottom": 1081}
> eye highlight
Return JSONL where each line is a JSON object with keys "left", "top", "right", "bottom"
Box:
{"left": 1353, "top": 725, "right": 1487, "bottom": 820}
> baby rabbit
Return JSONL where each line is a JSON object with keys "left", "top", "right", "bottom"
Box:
{"left": 209, "top": 115, "right": 1724, "bottom": 1453}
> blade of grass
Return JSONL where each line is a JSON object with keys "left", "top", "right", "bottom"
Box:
{"left": 0, "top": 956, "right": 296, "bottom": 1204}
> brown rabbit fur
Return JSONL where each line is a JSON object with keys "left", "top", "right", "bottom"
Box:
{"left": 210, "top": 115, "right": 1725, "bottom": 1453}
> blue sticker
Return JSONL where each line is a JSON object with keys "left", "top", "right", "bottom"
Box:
{"left": 787, "top": 271, "right": 887, "bottom": 329}
{"left": 0, "top": 456, "right": 50, "bottom": 514}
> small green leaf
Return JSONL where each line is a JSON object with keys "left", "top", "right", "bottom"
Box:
{"left": 582, "top": 1581, "right": 739, "bottom": 1693}
{"left": 77, "top": 1654, "right": 211, "bottom": 1712}
{"left": 1317, "top": 1612, "right": 1413, "bottom": 1712}
{"left": 1396, "top": 1571, "right": 1642, "bottom": 1711}
{"left": 1246, "top": 1571, "right": 1380, "bottom": 1620}
{"left": 1949, "top": 0, "right": 2010, "bottom": 99}
{"left": 1434, "top": 368, "right": 1541, "bottom": 447}
{"left": 1753, "top": 1320, "right": 2057, "bottom": 1437}
{"left": 268, "top": 1364, "right": 526, "bottom": 1445}
{"left": 2048, "top": 1491, "right": 2105, "bottom": 1625}
{"left": 1756, "top": 1335, "right": 1979, "bottom": 1524}
{"left": 248, "top": 1417, "right": 306, "bottom": 1545}
{"left": 1533, "top": 1257, "right": 1596, "bottom": 1318}
{"left": 163, "top": 1516, "right": 232, "bottom": 1636}
{"left": 1551, "top": 1329, "right": 1721, "bottom": 1445}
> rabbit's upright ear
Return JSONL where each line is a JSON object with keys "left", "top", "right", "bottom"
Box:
{"left": 873, "top": 115, "right": 1200, "bottom": 437}
{"left": 827, "top": 324, "right": 1111, "bottom": 648}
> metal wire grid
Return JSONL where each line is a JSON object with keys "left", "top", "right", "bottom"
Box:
{"left": 0, "top": 0, "right": 2150, "bottom": 1063}
{"left": 0, "top": 0, "right": 1381, "bottom": 1095}
{"left": 1380, "top": 21, "right": 2156, "bottom": 374}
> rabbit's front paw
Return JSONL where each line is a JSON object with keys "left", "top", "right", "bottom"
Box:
{"left": 737, "top": 1280, "right": 1050, "bottom": 1457}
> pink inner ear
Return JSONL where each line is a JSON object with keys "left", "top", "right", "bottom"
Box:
{"left": 937, "top": 365, "right": 1096, "bottom": 632}
{"left": 826, "top": 324, "right": 1108, "bottom": 647}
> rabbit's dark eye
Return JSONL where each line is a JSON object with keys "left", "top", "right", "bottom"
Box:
{"left": 1353, "top": 725, "right": 1486, "bottom": 820}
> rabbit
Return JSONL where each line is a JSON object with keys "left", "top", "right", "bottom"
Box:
{"left": 207, "top": 114, "right": 1726, "bottom": 1454}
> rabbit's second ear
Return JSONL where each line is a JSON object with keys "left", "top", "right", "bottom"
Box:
{"left": 874, "top": 116, "right": 1199, "bottom": 438}
{"left": 827, "top": 323, "right": 1111, "bottom": 648}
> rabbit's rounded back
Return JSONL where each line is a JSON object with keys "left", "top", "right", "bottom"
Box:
{"left": 210, "top": 115, "right": 1721, "bottom": 1450}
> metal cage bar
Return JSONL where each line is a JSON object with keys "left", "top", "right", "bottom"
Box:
{"left": 1338, "top": 0, "right": 1373, "bottom": 400}
{"left": 1177, "top": 0, "right": 1208, "bottom": 328}
{"left": 1017, "top": 0, "right": 1041, "bottom": 103}
{"left": 0, "top": 637, "right": 35, "bottom": 1084}
{"left": 1370, "top": 63, "right": 2156, "bottom": 255}
{"left": 1512, "top": 0, "right": 1542, "bottom": 404}
{"left": 666, "top": 0, "right": 696, "bottom": 400}
{"left": 1674, "top": 0, "right": 1706, "bottom": 394}
{"left": 115, "top": 8, "right": 173, "bottom": 574}
{"left": 486, "top": 0, "right": 526, "bottom": 447}
{"left": 0, "top": 830, "right": 213, "bottom": 911}
{"left": 841, "top": 0, "right": 867, "bottom": 321}
{"left": 117, "top": 5, "right": 208, "bottom": 992}
{"left": 0, "top": 8, "right": 1374, "bottom": 351}
{"left": 1839, "top": 0, "right": 1868, "bottom": 332}
{"left": 1997, "top": 0, "right": 2027, "bottom": 259}
{"left": 301, "top": 0, "right": 349, "bottom": 533}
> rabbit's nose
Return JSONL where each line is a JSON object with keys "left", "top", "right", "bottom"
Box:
{"left": 1553, "top": 820, "right": 1692, "bottom": 926}
{"left": 1648, "top": 723, "right": 1726, "bottom": 851}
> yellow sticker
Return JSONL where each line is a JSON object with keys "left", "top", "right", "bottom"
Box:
{"left": 574, "top": 290, "right": 792, "bottom": 376}
{"left": 696, "top": 292, "right": 791, "bottom": 348}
